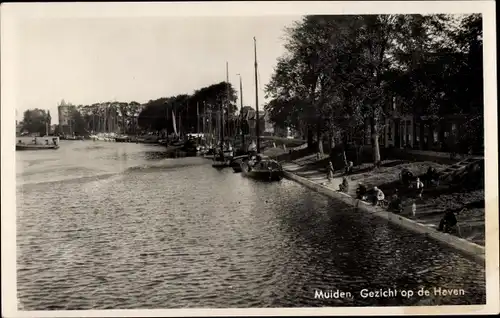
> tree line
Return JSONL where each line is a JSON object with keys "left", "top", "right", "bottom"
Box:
{"left": 264, "top": 14, "right": 483, "bottom": 163}
{"left": 137, "top": 81, "right": 239, "bottom": 137}
{"left": 19, "top": 81, "right": 241, "bottom": 137}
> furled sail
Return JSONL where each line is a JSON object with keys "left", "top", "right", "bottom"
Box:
{"left": 172, "top": 110, "right": 178, "bottom": 136}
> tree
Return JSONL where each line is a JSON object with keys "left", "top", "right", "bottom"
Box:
{"left": 21, "top": 109, "right": 48, "bottom": 136}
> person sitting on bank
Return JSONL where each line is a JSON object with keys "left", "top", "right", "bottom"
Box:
{"left": 401, "top": 168, "right": 414, "bottom": 188}
{"left": 339, "top": 177, "right": 349, "bottom": 193}
{"left": 438, "top": 209, "right": 460, "bottom": 233}
{"left": 372, "top": 186, "right": 385, "bottom": 206}
{"left": 415, "top": 177, "right": 424, "bottom": 198}
{"left": 356, "top": 183, "right": 367, "bottom": 200}
{"left": 388, "top": 189, "right": 403, "bottom": 213}
{"left": 345, "top": 161, "right": 354, "bottom": 175}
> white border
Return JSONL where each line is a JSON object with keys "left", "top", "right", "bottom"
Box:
{"left": 1, "top": 1, "right": 498, "bottom": 317}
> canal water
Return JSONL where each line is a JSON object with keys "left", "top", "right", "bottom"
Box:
{"left": 16, "top": 140, "right": 486, "bottom": 309}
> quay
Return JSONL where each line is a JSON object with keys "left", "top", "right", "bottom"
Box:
{"left": 280, "top": 154, "right": 486, "bottom": 264}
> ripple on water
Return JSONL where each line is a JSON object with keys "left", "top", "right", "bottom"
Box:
{"left": 16, "top": 143, "right": 486, "bottom": 309}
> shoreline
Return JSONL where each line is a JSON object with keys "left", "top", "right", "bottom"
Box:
{"left": 282, "top": 166, "right": 485, "bottom": 265}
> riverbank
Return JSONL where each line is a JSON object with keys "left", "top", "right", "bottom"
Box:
{"left": 280, "top": 154, "right": 485, "bottom": 263}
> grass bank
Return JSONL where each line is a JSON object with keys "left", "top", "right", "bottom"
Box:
{"left": 281, "top": 153, "right": 485, "bottom": 247}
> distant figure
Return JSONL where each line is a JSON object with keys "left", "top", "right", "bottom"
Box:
{"left": 415, "top": 177, "right": 424, "bottom": 198}
{"left": 426, "top": 167, "right": 440, "bottom": 187}
{"left": 316, "top": 152, "right": 321, "bottom": 160}
{"left": 345, "top": 161, "right": 354, "bottom": 175}
{"left": 438, "top": 209, "right": 459, "bottom": 233}
{"left": 327, "top": 161, "right": 334, "bottom": 182}
{"left": 388, "top": 189, "right": 402, "bottom": 213}
{"left": 45, "top": 140, "right": 49, "bottom": 145}
{"left": 356, "top": 183, "right": 368, "bottom": 200}
{"left": 401, "top": 168, "right": 414, "bottom": 188}
{"left": 339, "top": 177, "right": 349, "bottom": 193}
{"left": 372, "top": 186, "right": 385, "bottom": 206}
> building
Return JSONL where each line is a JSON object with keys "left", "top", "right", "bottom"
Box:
{"left": 263, "top": 111, "right": 274, "bottom": 135}
{"left": 354, "top": 96, "right": 474, "bottom": 153}
{"left": 241, "top": 106, "right": 265, "bottom": 137}
{"left": 58, "top": 104, "right": 73, "bottom": 135}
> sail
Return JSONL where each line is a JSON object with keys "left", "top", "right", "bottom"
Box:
{"left": 172, "top": 110, "right": 178, "bottom": 136}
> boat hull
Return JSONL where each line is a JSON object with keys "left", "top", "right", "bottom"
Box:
{"left": 16, "top": 145, "right": 59, "bottom": 151}
{"left": 244, "top": 168, "right": 283, "bottom": 181}
{"left": 241, "top": 158, "right": 284, "bottom": 181}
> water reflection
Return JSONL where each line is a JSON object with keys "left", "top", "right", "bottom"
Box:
{"left": 16, "top": 141, "right": 485, "bottom": 309}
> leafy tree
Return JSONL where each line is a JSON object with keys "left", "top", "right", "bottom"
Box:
{"left": 21, "top": 109, "right": 48, "bottom": 136}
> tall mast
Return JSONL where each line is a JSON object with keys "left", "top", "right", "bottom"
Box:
{"left": 237, "top": 73, "right": 245, "bottom": 151}
{"left": 220, "top": 62, "right": 228, "bottom": 156}
{"left": 254, "top": 37, "right": 260, "bottom": 153}
{"left": 196, "top": 101, "right": 200, "bottom": 134}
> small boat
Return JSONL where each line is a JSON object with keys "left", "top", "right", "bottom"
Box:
{"left": 16, "top": 137, "right": 60, "bottom": 151}
{"left": 115, "top": 135, "right": 131, "bottom": 142}
{"left": 241, "top": 154, "right": 284, "bottom": 181}
{"left": 212, "top": 155, "right": 232, "bottom": 168}
{"left": 231, "top": 154, "right": 249, "bottom": 173}
{"left": 16, "top": 143, "right": 59, "bottom": 151}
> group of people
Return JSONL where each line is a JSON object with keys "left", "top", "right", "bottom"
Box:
{"left": 326, "top": 160, "right": 354, "bottom": 182}
{"left": 400, "top": 168, "right": 425, "bottom": 199}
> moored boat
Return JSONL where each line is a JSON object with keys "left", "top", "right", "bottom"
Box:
{"left": 16, "top": 144, "right": 59, "bottom": 150}
{"left": 115, "top": 135, "right": 130, "bottom": 142}
{"left": 230, "top": 154, "right": 249, "bottom": 173}
{"left": 16, "top": 137, "right": 60, "bottom": 151}
{"left": 241, "top": 154, "right": 283, "bottom": 181}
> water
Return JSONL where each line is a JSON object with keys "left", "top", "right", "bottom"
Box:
{"left": 16, "top": 140, "right": 486, "bottom": 309}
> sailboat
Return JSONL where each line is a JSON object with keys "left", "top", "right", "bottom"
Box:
{"left": 240, "top": 37, "right": 283, "bottom": 181}
{"left": 212, "top": 62, "right": 234, "bottom": 168}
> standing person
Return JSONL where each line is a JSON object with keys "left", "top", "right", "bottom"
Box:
{"left": 327, "top": 161, "right": 334, "bottom": 182}
{"left": 415, "top": 177, "right": 424, "bottom": 198}
{"left": 372, "top": 186, "right": 385, "bottom": 206}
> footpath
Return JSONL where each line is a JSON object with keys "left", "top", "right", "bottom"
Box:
{"left": 280, "top": 153, "right": 485, "bottom": 264}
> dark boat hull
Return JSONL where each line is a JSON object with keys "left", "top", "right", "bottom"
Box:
{"left": 240, "top": 157, "right": 284, "bottom": 181}
{"left": 16, "top": 144, "right": 59, "bottom": 151}
{"left": 231, "top": 160, "right": 243, "bottom": 172}
{"left": 245, "top": 169, "right": 283, "bottom": 181}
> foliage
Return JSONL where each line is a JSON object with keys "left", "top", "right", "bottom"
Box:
{"left": 137, "top": 81, "right": 238, "bottom": 134}
{"left": 265, "top": 14, "right": 483, "bottom": 161}
{"left": 21, "top": 109, "right": 49, "bottom": 136}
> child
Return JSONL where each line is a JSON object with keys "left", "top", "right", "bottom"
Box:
{"left": 415, "top": 177, "right": 424, "bottom": 198}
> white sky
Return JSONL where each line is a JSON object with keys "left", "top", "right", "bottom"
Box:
{"left": 13, "top": 16, "right": 301, "bottom": 122}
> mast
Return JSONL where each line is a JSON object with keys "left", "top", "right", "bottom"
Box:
{"left": 237, "top": 73, "right": 245, "bottom": 151}
{"left": 254, "top": 37, "right": 260, "bottom": 153}
{"left": 202, "top": 102, "right": 206, "bottom": 140}
{"left": 196, "top": 101, "right": 200, "bottom": 135}
{"left": 220, "top": 62, "right": 228, "bottom": 156}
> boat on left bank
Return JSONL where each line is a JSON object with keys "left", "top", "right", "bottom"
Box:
{"left": 16, "top": 136, "right": 60, "bottom": 151}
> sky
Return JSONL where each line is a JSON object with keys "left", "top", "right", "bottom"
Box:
{"left": 13, "top": 15, "right": 301, "bottom": 123}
